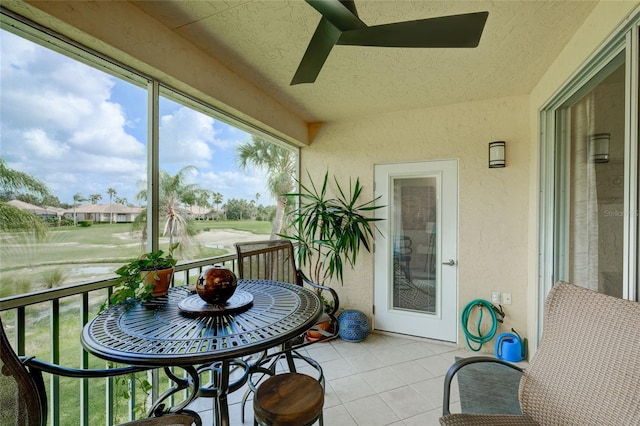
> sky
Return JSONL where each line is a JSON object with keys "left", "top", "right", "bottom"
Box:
{"left": 0, "top": 29, "right": 277, "bottom": 207}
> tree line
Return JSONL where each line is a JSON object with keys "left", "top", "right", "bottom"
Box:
{"left": 1, "top": 135, "right": 297, "bottom": 246}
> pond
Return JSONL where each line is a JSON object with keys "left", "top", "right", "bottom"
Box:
{"left": 69, "top": 266, "right": 116, "bottom": 277}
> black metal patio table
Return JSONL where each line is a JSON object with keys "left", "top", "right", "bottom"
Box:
{"left": 81, "top": 279, "right": 323, "bottom": 426}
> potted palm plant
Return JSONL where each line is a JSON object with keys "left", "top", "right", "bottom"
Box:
{"left": 103, "top": 244, "right": 178, "bottom": 310}
{"left": 279, "top": 171, "right": 383, "bottom": 337}
{"left": 281, "top": 170, "right": 383, "bottom": 288}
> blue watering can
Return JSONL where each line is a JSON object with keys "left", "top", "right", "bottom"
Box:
{"left": 495, "top": 329, "right": 524, "bottom": 362}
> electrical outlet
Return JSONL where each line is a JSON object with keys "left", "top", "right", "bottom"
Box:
{"left": 491, "top": 291, "right": 501, "bottom": 304}
{"left": 502, "top": 292, "right": 512, "bottom": 305}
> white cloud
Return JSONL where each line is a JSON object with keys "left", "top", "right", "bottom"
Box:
{"left": 1, "top": 29, "right": 282, "bottom": 207}
{"left": 22, "top": 129, "right": 67, "bottom": 159}
{"left": 159, "top": 107, "right": 215, "bottom": 165}
{"left": 1, "top": 30, "right": 145, "bottom": 203}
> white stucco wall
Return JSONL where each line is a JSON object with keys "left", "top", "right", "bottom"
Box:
{"left": 302, "top": 96, "right": 531, "bottom": 349}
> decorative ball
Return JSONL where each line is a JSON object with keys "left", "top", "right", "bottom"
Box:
{"left": 196, "top": 265, "right": 237, "bottom": 305}
{"left": 338, "top": 309, "right": 370, "bottom": 342}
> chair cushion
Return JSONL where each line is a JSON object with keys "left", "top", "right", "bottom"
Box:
{"left": 520, "top": 282, "right": 640, "bottom": 425}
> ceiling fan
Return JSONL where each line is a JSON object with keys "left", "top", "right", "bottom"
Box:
{"left": 292, "top": 0, "right": 489, "bottom": 85}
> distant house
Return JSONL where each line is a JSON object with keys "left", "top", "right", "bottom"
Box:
{"left": 7, "top": 199, "right": 65, "bottom": 220}
{"left": 183, "top": 205, "right": 215, "bottom": 220}
{"left": 64, "top": 203, "right": 143, "bottom": 223}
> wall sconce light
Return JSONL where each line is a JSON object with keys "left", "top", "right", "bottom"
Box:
{"left": 489, "top": 141, "right": 506, "bottom": 168}
{"left": 590, "top": 133, "right": 610, "bottom": 163}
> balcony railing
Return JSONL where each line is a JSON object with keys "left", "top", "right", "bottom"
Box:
{"left": 0, "top": 253, "right": 237, "bottom": 426}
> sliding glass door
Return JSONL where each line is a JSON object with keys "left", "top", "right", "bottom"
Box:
{"left": 539, "top": 18, "right": 639, "bottom": 332}
{"left": 559, "top": 57, "right": 626, "bottom": 297}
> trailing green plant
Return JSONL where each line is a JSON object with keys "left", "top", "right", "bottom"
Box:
{"left": 279, "top": 170, "right": 384, "bottom": 288}
{"left": 101, "top": 244, "right": 178, "bottom": 311}
{"left": 109, "top": 366, "right": 152, "bottom": 422}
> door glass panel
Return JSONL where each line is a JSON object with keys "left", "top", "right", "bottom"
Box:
{"left": 391, "top": 176, "right": 437, "bottom": 313}
{"left": 565, "top": 62, "right": 625, "bottom": 297}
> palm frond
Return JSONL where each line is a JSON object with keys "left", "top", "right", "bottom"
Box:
{"left": 0, "top": 203, "right": 49, "bottom": 239}
{"left": 280, "top": 170, "right": 385, "bottom": 286}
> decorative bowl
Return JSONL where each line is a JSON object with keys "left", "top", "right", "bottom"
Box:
{"left": 196, "top": 265, "right": 237, "bottom": 305}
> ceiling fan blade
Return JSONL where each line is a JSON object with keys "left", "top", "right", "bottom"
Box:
{"left": 338, "top": 11, "right": 489, "bottom": 48}
{"left": 291, "top": 18, "right": 342, "bottom": 85}
{"left": 305, "top": 0, "right": 367, "bottom": 31}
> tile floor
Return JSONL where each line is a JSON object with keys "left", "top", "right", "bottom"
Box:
{"left": 189, "top": 331, "right": 474, "bottom": 425}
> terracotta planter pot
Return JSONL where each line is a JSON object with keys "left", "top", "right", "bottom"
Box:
{"left": 142, "top": 267, "right": 174, "bottom": 297}
{"left": 306, "top": 313, "right": 332, "bottom": 341}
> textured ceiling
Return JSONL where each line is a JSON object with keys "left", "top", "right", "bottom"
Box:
{"left": 131, "top": 0, "right": 598, "bottom": 123}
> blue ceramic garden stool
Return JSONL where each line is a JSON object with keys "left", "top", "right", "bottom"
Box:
{"left": 338, "top": 310, "right": 370, "bottom": 342}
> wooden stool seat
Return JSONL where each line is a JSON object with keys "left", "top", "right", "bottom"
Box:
{"left": 253, "top": 372, "right": 324, "bottom": 426}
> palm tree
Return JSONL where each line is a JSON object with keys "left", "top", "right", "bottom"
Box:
{"left": 212, "top": 192, "right": 223, "bottom": 219}
{"left": 107, "top": 187, "right": 117, "bottom": 223}
{"left": 136, "top": 165, "right": 211, "bottom": 254}
{"left": 0, "top": 157, "right": 50, "bottom": 238}
{"left": 72, "top": 193, "right": 86, "bottom": 226}
{"left": 195, "top": 190, "right": 211, "bottom": 219}
{"left": 89, "top": 194, "right": 102, "bottom": 204}
{"left": 236, "top": 136, "right": 296, "bottom": 239}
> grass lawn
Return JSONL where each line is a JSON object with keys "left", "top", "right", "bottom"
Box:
{"left": 0, "top": 220, "right": 271, "bottom": 298}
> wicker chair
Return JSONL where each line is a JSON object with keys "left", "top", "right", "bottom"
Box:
{"left": 440, "top": 281, "right": 640, "bottom": 426}
{"left": 235, "top": 239, "right": 338, "bottom": 425}
{"left": 0, "top": 317, "right": 201, "bottom": 426}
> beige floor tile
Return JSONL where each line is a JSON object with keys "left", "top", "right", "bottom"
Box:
{"left": 305, "top": 342, "right": 343, "bottom": 362}
{"left": 344, "top": 394, "right": 402, "bottom": 426}
{"left": 324, "top": 404, "right": 358, "bottom": 426}
{"left": 321, "top": 356, "right": 358, "bottom": 381}
{"left": 417, "top": 353, "right": 458, "bottom": 377}
{"left": 403, "top": 407, "right": 443, "bottom": 426}
{"left": 360, "top": 365, "right": 408, "bottom": 393}
{"left": 410, "top": 376, "right": 447, "bottom": 408}
{"left": 322, "top": 380, "right": 342, "bottom": 408}
{"left": 187, "top": 332, "right": 469, "bottom": 425}
{"left": 344, "top": 351, "right": 385, "bottom": 372}
{"left": 373, "top": 344, "right": 419, "bottom": 366}
{"left": 380, "top": 384, "right": 435, "bottom": 418}
{"left": 389, "top": 359, "right": 437, "bottom": 384}
{"left": 329, "top": 374, "right": 376, "bottom": 403}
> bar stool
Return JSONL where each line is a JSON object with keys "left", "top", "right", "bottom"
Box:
{"left": 253, "top": 372, "right": 324, "bottom": 426}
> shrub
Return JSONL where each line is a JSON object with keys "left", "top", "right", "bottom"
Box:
{"left": 42, "top": 268, "right": 67, "bottom": 289}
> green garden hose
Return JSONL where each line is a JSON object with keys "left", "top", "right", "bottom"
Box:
{"left": 461, "top": 299, "right": 503, "bottom": 351}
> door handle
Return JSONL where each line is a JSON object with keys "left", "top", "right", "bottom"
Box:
{"left": 442, "top": 259, "right": 456, "bottom": 266}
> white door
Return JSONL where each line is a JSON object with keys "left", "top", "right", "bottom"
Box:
{"left": 374, "top": 160, "right": 458, "bottom": 342}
